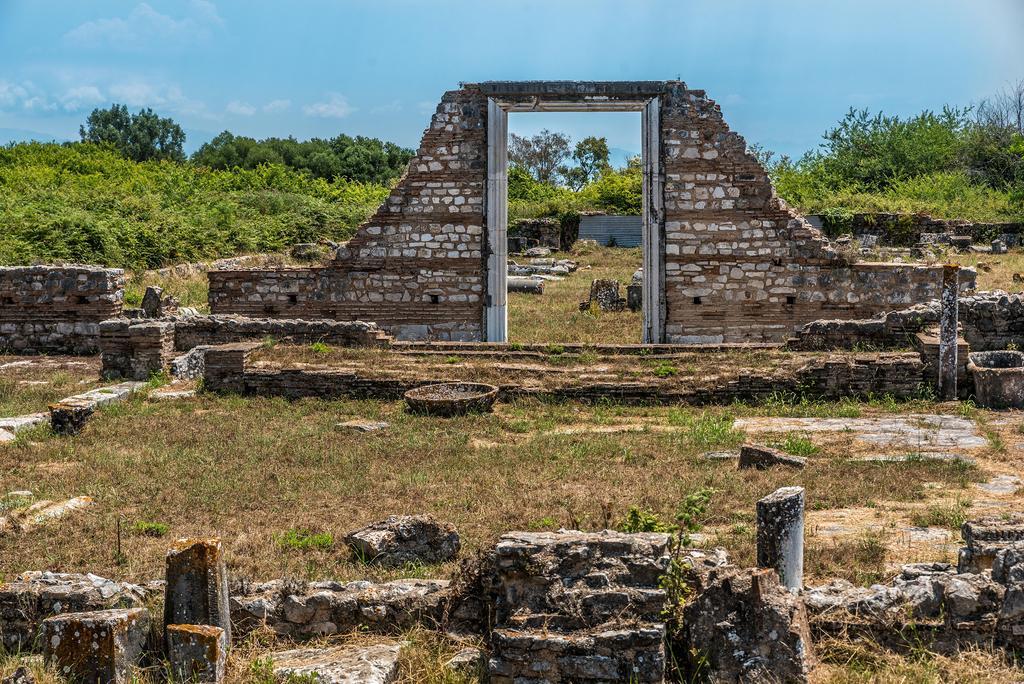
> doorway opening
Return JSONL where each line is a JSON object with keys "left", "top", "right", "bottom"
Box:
{"left": 482, "top": 83, "right": 665, "bottom": 345}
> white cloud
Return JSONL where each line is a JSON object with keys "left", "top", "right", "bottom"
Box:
{"left": 303, "top": 93, "right": 354, "bottom": 119}
{"left": 0, "top": 81, "right": 29, "bottom": 110}
{"left": 371, "top": 99, "right": 402, "bottom": 114}
{"left": 64, "top": 1, "right": 223, "bottom": 50}
{"left": 60, "top": 85, "right": 105, "bottom": 111}
{"left": 226, "top": 100, "right": 256, "bottom": 116}
{"left": 262, "top": 99, "right": 291, "bottom": 113}
{"left": 107, "top": 81, "right": 209, "bottom": 117}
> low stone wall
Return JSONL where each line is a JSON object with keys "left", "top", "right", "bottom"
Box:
{"left": 207, "top": 266, "right": 482, "bottom": 342}
{"left": 508, "top": 218, "right": 561, "bottom": 251}
{"left": 202, "top": 342, "right": 927, "bottom": 404}
{"left": 790, "top": 291, "right": 1024, "bottom": 353}
{"left": 100, "top": 316, "right": 391, "bottom": 380}
{"left": 0, "top": 266, "right": 124, "bottom": 354}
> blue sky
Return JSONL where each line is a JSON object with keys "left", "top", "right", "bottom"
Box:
{"left": 1, "top": 0, "right": 1022, "bottom": 159}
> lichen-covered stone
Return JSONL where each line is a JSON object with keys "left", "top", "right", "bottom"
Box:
{"left": 230, "top": 578, "right": 449, "bottom": 638}
{"left": 164, "top": 538, "right": 231, "bottom": 643}
{"left": 344, "top": 515, "right": 459, "bottom": 567}
{"left": 166, "top": 624, "right": 227, "bottom": 683}
{"left": 41, "top": 607, "right": 150, "bottom": 684}
{"left": 270, "top": 643, "right": 402, "bottom": 684}
{"left": 740, "top": 443, "right": 807, "bottom": 469}
{"left": 0, "top": 571, "right": 151, "bottom": 652}
{"left": 679, "top": 565, "right": 815, "bottom": 683}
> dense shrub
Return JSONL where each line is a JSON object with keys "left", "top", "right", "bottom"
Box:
{"left": 0, "top": 142, "right": 388, "bottom": 269}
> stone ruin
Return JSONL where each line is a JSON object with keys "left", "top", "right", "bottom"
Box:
{"left": 202, "top": 80, "right": 954, "bottom": 344}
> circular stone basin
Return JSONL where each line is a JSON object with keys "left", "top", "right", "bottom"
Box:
{"left": 404, "top": 382, "right": 499, "bottom": 417}
{"left": 967, "top": 350, "right": 1024, "bottom": 409}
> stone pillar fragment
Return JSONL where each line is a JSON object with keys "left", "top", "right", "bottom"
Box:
{"left": 938, "top": 264, "right": 959, "bottom": 401}
{"left": 41, "top": 608, "right": 150, "bottom": 684}
{"left": 164, "top": 538, "right": 232, "bottom": 644}
{"left": 49, "top": 399, "right": 94, "bottom": 436}
{"left": 757, "top": 486, "right": 805, "bottom": 590}
{"left": 166, "top": 624, "right": 228, "bottom": 683}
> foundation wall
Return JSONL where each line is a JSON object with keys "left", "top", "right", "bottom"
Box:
{"left": 0, "top": 266, "right": 124, "bottom": 354}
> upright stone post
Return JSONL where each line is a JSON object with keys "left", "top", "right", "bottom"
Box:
{"left": 938, "top": 264, "right": 960, "bottom": 401}
{"left": 164, "top": 538, "right": 232, "bottom": 644}
{"left": 756, "top": 487, "right": 804, "bottom": 590}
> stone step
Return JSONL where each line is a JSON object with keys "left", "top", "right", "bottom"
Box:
{"left": 489, "top": 624, "right": 666, "bottom": 684}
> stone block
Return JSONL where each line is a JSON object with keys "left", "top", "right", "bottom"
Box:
{"left": 164, "top": 538, "right": 231, "bottom": 643}
{"left": 0, "top": 571, "right": 151, "bottom": 653}
{"left": 166, "top": 624, "right": 227, "bottom": 683}
{"left": 344, "top": 515, "right": 459, "bottom": 567}
{"left": 41, "top": 608, "right": 150, "bottom": 684}
{"left": 270, "top": 643, "right": 401, "bottom": 684}
{"left": 49, "top": 399, "right": 94, "bottom": 436}
{"left": 739, "top": 443, "right": 807, "bottom": 469}
{"left": 757, "top": 486, "right": 805, "bottom": 590}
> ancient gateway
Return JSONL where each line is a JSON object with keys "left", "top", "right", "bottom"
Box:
{"left": 208, "top": 81, "right": 947, "bottom": 343}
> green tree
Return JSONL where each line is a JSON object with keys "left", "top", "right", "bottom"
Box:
{"left": 562, "top": 136, "right": 611, "bottom": 190}
{"left": 509, "top": 129, "right": 571, "bottom": 185}
{"left": 80, "top": 104, "right": 186, "bottom": 163}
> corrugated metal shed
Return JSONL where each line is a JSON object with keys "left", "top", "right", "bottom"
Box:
{"left": 578, "top": 215, "right": 643, "bottom": 247}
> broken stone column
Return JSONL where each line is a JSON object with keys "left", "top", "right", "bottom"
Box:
{"left": 48, "top": 399, "right": 94, "bottom": 436}
{"left": 579, "top": 279, "right": 625, "bottom": 312}
{"left": 41, "top": 608, "right": 150, "bottom": 684}
{"left": 938, "top": 264, "right": 959, "bottom": 401}
{"left": 141, "top": 286, "right": 164, "bottom": 318}
{"left": 757, "top": 486, "right": 805, "bottom": 590}
{"left": 506, "top": 277, "right": 544, "bottom": 295}
{"left": 166, "top": 624, "right": 228, "bottom": 683}
{"left": 164, "top": 538, "right": 231, "bottom": 644}
{"left": 992, "top": 239, "right": 1007, "bottom": 255}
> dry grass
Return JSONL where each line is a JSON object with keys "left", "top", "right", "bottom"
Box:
{"left": 814, "top": 638, "right": 1024, "bottom": 683}
{"left": 0, "top": 356, "right": 102, "bottom": 416}
{"left": 951, "top": 247, "right": 1024, "bottom": 293}
{"left": 508, "top": 245, "right": 643, "bottom": 344}
{"left": 0, "top": 391, "right": 985, "bottom": 586}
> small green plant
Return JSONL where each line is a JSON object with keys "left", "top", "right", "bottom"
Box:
{"left": 668, "top": 410, "right": 744, "bottom": 449}
{"left": 444, "top": 355, "right": 460, "bottom": 364}
{"left": 528, "top": 516, "right": 558, "bottom": 530}
{"left": 546, "top": 343, "right": 565, "bottom": 356}
{"left": 773, "top": 434, "right": 819, "bottom": 457}
{"left": 146, "top": 371, "right": 170, "bottom": 389}
{"left": 653, "top": 362, "right": 678, "bottom": 378}
{"left": 620, "top": 507, "right": 675, "bottom": 533}
{"left": 675, "top": 487, "right": 714, "bottom": 540}
{"left": 261, "top": 336, "right": 278, "bottom": 350}
{"left": 911, "top": 498, "right": 971, "bottom": 530}
{"left": 130, "top": 520, "right": 169, "bottom": 537}
{"left": 275, "top": 529, "right": 334, "bottom": 551}
{"left": 508, "top": 342, "right": 524, "bottom": 352}
{"left": 309, "top": 341, "right": 330, "bottom": 354}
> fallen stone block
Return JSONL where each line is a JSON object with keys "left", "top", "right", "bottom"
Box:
{"left": 270, "top": 642, "right": 402, "bottom": 684}
{"left": 444, "top": 647, "right": 483, "bottom": 677}
{"left": 344, "top": 515, "right": 460, "bottom": 567}
{"left": 679, "top": 565, "right": 815, "bottom": 683}
{"left": 166, "top": 624, "right": 228, "bottom": 683}
{"left": 0, "top": 571, "right": 152, "bottom": 652}
{"left": 49, "top": 399, "right": 94, "bottom": 436}
{"left": 41, "top": 608, "right": 150, "bottom": 684}
{"left": 336, "top": 419, "right": 389, "bottom": 433}
{"left": 0, "top": 413, "right": 48, "bottom": 440}
{"left": 230, "top": 578, "right": 450, "bottom": 638}
{"left": 739, "top": 443, "right": 807, "bottom": 469}
{"left": 489, "top": 626, "right": 665, "bottom": 683}
{"left": 165, "top": 538, "right": 232, "bottom": 643}
{"left": 0, "top": 496, "right": 96, "bottom": 536}
{"left": 959, "top": 515, "right": 1024, "bottom": 573}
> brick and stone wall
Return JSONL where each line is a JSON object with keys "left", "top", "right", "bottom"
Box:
{"left": 206, "top": 81, "right": 955, "bottom": 344}
{"left": 0, "top": 266, "right": 124, "bottom": 355}
{"left": 100, "top": 315, "right": 391, "bottom": 380}
{"left": 656, "top": 84, "right": 948, "bottom": 343}
{"left": 209, "top": 88, "right": 487, "bottom": 341}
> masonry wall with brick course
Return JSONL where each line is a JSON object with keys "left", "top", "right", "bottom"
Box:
{"left": 206, "top": 81, "right": 949, "bottom": 344}
{"left": 0, "top": 266, "right": 124, "bottom": 354}
{"left": 209, "top": 88, "right": 487, "bottom": 341}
